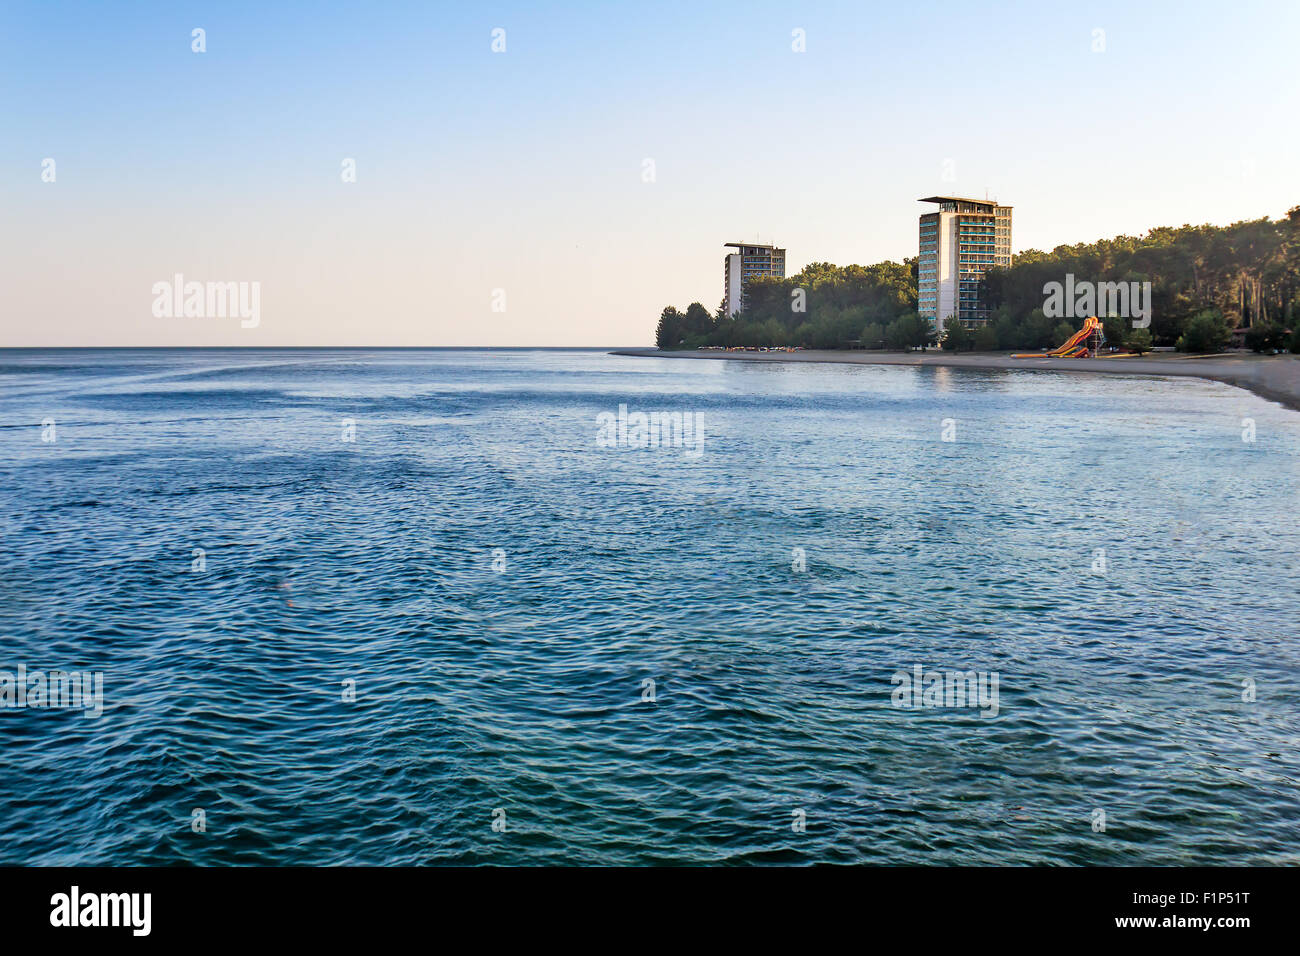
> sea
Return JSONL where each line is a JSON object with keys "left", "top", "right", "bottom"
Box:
{"left": 1, "top": 347, "right": 1297, "bottom": 864}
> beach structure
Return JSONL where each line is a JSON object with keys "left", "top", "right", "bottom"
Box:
{"left": 723, "top": 242, "right": 786, "bottom": 318}
{"left": 918, "top": 196, "right": 1012, "bottom": 333}
{"left": 1012, "top": 315, "right": 1104, "bottom": 358}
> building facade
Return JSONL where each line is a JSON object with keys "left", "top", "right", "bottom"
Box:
{"left": 723, "top": 242, "right": 786, "bottom": 317}
{"left": 917, "top": 197, "right": 1012, "bottom": 332}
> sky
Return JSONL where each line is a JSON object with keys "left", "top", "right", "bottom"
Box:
{"left": 2, "top": 0, "right": 1297, "bottom": 346}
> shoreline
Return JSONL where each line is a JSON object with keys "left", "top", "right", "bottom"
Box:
{"left": 611, "top": 348, "right": 1300, "bottom": 413}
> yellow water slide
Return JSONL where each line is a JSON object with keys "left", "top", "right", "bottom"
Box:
{"left": 1012, "top": 315, "right": 1102, "bottom": 359}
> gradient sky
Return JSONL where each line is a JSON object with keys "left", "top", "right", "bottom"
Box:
{"left": 3, "top": 0, "right": 1297, "bottom": 346}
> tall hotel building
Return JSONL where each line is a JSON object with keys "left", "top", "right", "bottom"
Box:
{"left": 917, "top": 197, "right": 1012, "bottom": 332}
{"left": 723, "top": 242, "right": 786, "bottom": 317}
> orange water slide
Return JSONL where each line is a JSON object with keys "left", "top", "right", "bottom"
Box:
{"left": 1012, "top": 315, "right": 1102, "bottom": 359}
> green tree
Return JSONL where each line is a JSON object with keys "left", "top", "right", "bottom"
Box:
{"left": 1126, "top": 328, "right": 1153, "bottom": 354}
{"left": 942, "top": 320, "right": 971, "bottom": 351}
{"left": 1102, "top": 315, "right": 1128, "bottom": 351}
{"left": 1244, "top": 322, "right": 1285, "bottom": 352}
{"left": 1022, "top": 309, "right": 1058, "bottom": 350}
{"left": 973, "top": 325, "right": 999, "bottom": 351}
{"left": 886, "top": 314, "right": 929, "bottom": 349}
{"left": 860, "top": 322, "right": 884, "bottom": 349}
{"left": 655, "top": 306, "right": 683, "bottom": 349}
{"left": 681, "top": 302, "right": 714, "bottom": 344}
{"left": 1177, "top": 309, "right": 1231, "bottom": 352}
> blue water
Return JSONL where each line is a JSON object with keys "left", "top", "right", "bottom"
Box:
{"left": 1, "top": 348, "right": 1298, "bottom": 865}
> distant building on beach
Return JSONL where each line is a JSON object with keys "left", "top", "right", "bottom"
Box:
{"left": 918, "top": 197, "right": 1012, "bottom": 333}
{"left": 723, "top": 242, "right": 786, "bottom": 318}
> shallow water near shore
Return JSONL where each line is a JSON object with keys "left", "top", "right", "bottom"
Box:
{"left": 2, "top": 347, "right": 1298, "bottom": 865}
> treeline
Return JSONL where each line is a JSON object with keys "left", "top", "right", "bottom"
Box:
{"left": 655, "top": 261, "right": 923, "bottom": 350}
{"left": 980, "top": 207, "right": 1300, "bottom": 351}
{"left": 655, "top": 207, "right": 1300, "bottom": 352}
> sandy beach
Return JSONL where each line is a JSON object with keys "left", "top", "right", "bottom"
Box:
{"left": 613, "top": 348, "right": 1300, "bottom": 413}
